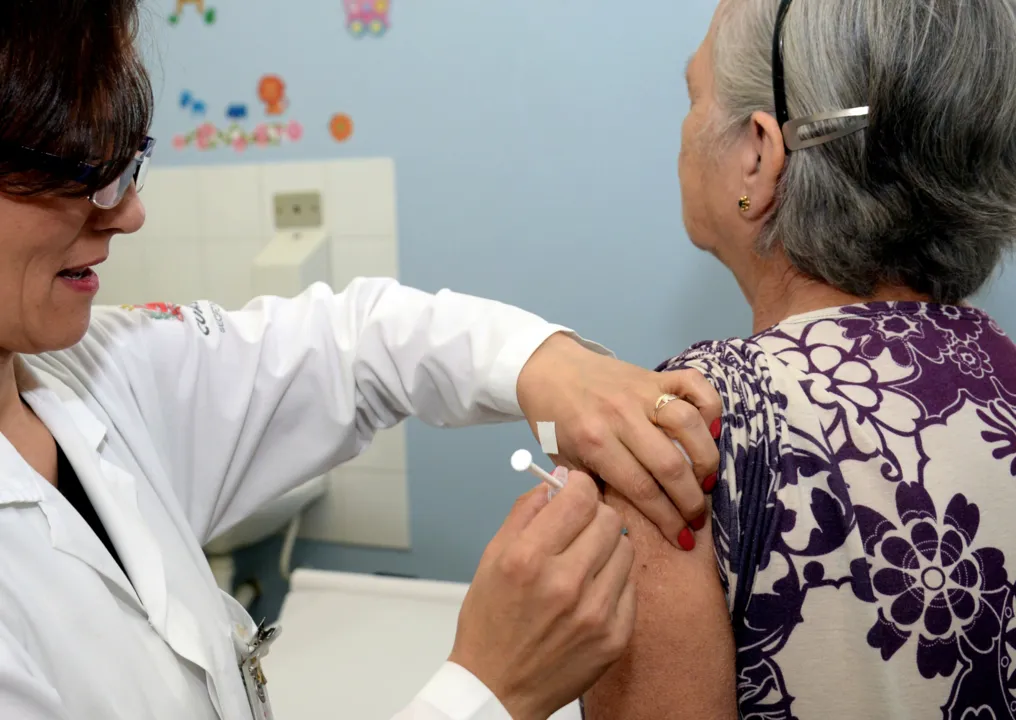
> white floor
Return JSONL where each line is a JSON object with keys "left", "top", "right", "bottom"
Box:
{"left": 263, "top": 569, "right": 582, "bottom": 719}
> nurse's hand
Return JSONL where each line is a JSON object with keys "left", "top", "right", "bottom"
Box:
{"left": 517, "top": 333, "right": 721, "bottom": 549}
{"left": 449, "top": 472, "right": 634, "bottom": 720}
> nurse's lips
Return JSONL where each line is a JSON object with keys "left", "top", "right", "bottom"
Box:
{"left": 57, "top": 256, "right": 106, "bottom": 294}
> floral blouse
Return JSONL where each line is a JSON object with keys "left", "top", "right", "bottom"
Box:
{"left": 660, "top": 303, "right": 1016, "bottom": 719}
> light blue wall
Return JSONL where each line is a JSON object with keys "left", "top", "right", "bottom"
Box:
{"left": 143, "top": 0, "right": 1016, "bottom": 617}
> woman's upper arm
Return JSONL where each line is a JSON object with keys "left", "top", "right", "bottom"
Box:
{"left": 582, "top": 339, "right": 785, "bottom": 718}
{"left": 583, "top": 487, "right": 738, "bottom": 720}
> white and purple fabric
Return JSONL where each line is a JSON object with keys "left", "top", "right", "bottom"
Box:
{"left": 660, "top": 302, "right": 1016, "bottom": 719}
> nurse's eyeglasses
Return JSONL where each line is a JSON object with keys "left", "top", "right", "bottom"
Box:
{"left": 772, "top": 0, "right": 868, "bottom": 152}
{"left": 0, "top": 135, "right": 155, "bottom": 209}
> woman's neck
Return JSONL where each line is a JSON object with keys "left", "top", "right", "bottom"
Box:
{"left": 0, "top": 351, "right": 58, "bottom": 486}
{"left": 742, "top": 252, "right": 932, "bottom": 334}
{"left": 0, "top": 351, "right": 23, "bottom": 431}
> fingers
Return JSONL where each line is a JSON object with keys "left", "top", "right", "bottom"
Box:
{"left": 654, "top": 400, "right": 719, "bottom": 484}
{"left": 578, "top": 435, "right": 687, "bottom": 548}
{"left": 653, "top": 370, "right": 722, "bottom": 498}
{"left": 657, "top": 369, "right": 723, "bottom": 430}
{"left": 610, "top": 579, "right": 638, "bottom": 654}
{"left": 563, "top": 503, "right": 626, "bottom": 584}
{"left": 523, "top": 471, "right": 601, "bottom": 556}
{"left": 487, "top": 485, "right": 550, "bottom": 556}
{"left": 615, "top": 405, "right": 708, "bottom": 529}
{"left": 593, "top": 532, "right": 634, "bottom": 608}
{"left": 581, "top": 541, "right": 636, "bottom": 662}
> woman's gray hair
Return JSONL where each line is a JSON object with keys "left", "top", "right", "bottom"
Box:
{"left": 711, "top": 0, "right": 1016, "bottom": 304}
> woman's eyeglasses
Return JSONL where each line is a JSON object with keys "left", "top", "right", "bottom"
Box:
{"left": 88, "top": 136, "right": 156, "bottom": 209}
{"left": 0, "top": 135, "right": 155, "bottom": 209}
{"left": 771, "top": 0, "right": 868, "bottom": 152}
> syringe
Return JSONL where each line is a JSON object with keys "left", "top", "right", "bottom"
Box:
{"left": 510, "top": 449, "right": 564, "bottom": 490}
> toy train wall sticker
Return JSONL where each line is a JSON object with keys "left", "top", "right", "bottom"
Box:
{"left": 344, "top": 0, "right": 390, "bottom": 37}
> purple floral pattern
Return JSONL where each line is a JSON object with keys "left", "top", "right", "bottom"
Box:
{"left": 978, "top": 402, "right": 1016, "bottom": 476}
{"left": 949, "top": 339, "right": 995, "bottom": 379}
{"left": 859, "top": 486, "right": 1007, "bottom": 680}
{"left": 841, "top": 309, "right": 927, "bottom": 366}
{"left": 660, "top": 303, "right": 1016, "bottom": 719}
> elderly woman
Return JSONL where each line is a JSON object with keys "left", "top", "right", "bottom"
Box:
{"left": 585, "top": 0, "right": 1016, "bottom": 718}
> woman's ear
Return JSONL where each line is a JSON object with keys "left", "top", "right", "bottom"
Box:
{"left": 739, "top": 111, "right": 786, "bottom": 220}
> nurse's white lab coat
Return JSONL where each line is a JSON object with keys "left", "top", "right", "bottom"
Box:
{"left": 0, "top": 278, "right": 589, "bottom": 720}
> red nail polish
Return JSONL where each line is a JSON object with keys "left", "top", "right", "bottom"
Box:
{"left": 703, "top": 473, "right": 717, "bottom": 493}
{"left": 678, "top": 527, "right": 695, "bottom": 551}
{"left": 690, "top": 514, "right": 706, "bottom": 531}
{"left": 710, "top": 418, "right": 721, "bottom": 440}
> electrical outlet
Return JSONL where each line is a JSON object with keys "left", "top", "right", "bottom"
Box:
{"left": 273, "top": 191, "right": 323, "bottom": 230}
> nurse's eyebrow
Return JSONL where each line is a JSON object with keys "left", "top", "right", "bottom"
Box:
{"left": 684, "top": 55, "right": 692, "bottom": 92}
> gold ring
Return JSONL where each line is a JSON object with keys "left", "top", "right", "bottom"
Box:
{"left": 653, "top": 393, "right": 680, "bottom": 425}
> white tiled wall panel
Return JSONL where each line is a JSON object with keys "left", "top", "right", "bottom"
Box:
{"left": 96, "top": 158, "right": 409, "bottom": 550}
{"left": 195, "top": 166, "right": 265, "bottom": 241}
{"left": 324, "top": 159, "right": 399, "bottom": 237}
{"left": 298, "top": 467, "right": 410, "bottom": 549}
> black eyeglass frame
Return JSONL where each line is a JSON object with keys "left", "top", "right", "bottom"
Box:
{"left": 0, "top": 135, "right": 156, "bottom": 209}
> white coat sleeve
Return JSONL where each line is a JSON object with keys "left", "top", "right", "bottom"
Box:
{"left": 391, "top": 663, "right": 513, "bottom": 720}
{"left": 0, "top": 621, "right": 71, "bottom": 720}
{"left": 57, "top": 278, "right": 604, "bottom": 544}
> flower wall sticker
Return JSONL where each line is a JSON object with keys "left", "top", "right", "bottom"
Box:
{"left": 173, "top": 120, "right": 303, "bottom": 153}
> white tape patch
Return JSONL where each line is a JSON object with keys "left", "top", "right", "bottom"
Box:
{"left": 537, "top": 422, "right": 559, "bottom": 455}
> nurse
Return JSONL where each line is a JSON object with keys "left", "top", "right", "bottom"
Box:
{"left": 0, "top": 2, "right": 720, "bottom": 719}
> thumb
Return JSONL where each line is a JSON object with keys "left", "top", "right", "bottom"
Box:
{"left": 487, "top": 485, "right": 550, "bottom": 554}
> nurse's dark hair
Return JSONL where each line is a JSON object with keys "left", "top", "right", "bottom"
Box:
{"left": 0, "top": 0, "right": 153, "bottom": 197}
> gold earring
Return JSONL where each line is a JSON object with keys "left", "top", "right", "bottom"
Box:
{"left": 738, "top": 196, "right": 751, "bottom": 212}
